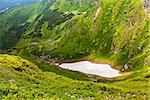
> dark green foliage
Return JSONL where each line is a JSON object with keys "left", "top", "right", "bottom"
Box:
{"left": 0, "top": 25, "right": 27, "bottom": 49}
{"left": 0, "top": 0, "right": 56, "bottom": 49}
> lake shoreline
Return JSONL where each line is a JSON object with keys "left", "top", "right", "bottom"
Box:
{"left": 55, "top": 61, "right": 122, "bottom": 78}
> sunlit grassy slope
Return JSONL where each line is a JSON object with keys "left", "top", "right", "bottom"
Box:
{"left": 0, "top": 0, "right": 149, "bottom": 99}
{"left": 13, "top": 0, "right": 150, "bottom": 69}
{"left": 0, "top": 54, "right": 149, "bottom": 99}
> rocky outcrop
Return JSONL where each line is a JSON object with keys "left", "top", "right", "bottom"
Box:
{"left": 121, "top": 63, "right": 132, "bottom": 72}
{"left": 143, "top": 0, "right": 150, "bottom": 12}
{"left": 143, "top": 0, "right": 150, "bottom": 8}
{"left": 75, "top": 0, "right": 82, "bottom": 4}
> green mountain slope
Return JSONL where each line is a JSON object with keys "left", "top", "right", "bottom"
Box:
{"left": 12, "top": 0, "right": 149, "bottom": 70}
{"left": 0, "top": 54, "right": 149, "bottom": 99}
{"left": 0, "top": 0, "right": 150, "bottom": 99}
{"left": 0, "top": 0, "right": 55, "bottom": 49}
{"left": 51, "top": 0, "right": 96, "bottom": 13}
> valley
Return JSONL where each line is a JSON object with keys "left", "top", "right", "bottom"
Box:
{"left": 0, "top": 0, "right": 149, "bottom": 99}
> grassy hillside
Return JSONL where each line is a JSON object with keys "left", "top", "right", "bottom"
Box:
{"left": 0, "top": 0, "right": 149, "bottom": 99}
{"left": 0, "top": 0, "right": 55, "bottom": 49}
{"left": 12, "top": 0, "right": 150, "bottom": 70}
{"left": 0, "top": 54, "right": 149, "bottom": 99}
{"left": 51, "top": 0, "right": 96, "bottom": 13}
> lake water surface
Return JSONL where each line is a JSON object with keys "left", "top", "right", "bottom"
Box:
{"left": 58, "top": 61, "right": 122, "bottom": 78}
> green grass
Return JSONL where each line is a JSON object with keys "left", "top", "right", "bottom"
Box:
{"left": 1, "top": 0, "right": 148, "bottom": 70}
{"left": 0, "top": 0, "right": 54, "bottom": 49}
{"left": 0, "top": 0, "right": 150, "bottom": 99}
{"left": 13, "top": 0, "right": 149, "bottom": 69}
{"left": 51, "top": 0, "right": 94, "bottom": 13}
{"left": 38, "top": 62, "right": 88, "bottom": 81}
{"left": 0, "top": 54, "right": 149, "bottom": 99}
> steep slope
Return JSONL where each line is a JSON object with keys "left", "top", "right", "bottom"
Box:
{"left": 0, "top": 54, "right": 149, "bottom": 99}
{"left": 51, "top": 0, "right": 96, "bottom": 13}
{"left": 0, "top": 0, "right": 55, "bottom": 49}
{"left": 0, "top": 0, "right": 150, "bottom": 99}
{"left": 13, "top": 0, "right": 150, "bottom": 71}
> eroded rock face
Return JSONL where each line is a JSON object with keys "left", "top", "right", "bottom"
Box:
{"left": 121, "top": 63, "right": 132, "bottom": 72}
{"left": 143, "top": 0, "right": 150, "bottom": 12}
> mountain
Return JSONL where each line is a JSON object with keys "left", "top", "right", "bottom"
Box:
{"left": 0, "top": 0, "right": 56, "bottom": 49}
{"left": 0, "top": 0, "right": 150, "bottom": 99}
{"left": 10, "top": 0, "right": 149, "bottom": 68}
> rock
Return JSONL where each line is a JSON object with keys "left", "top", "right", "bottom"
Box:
{"left": 9, "top": 79, "right": 15, "bottom": 84}
{"left": 75, "top": 0, "right": 82, "bottom": 4}
{"left": 71, "top": 95, "right": 75, "bottom": 98}
{"left": 137, "top": 45, "right": 143, "bottom": 53}
{"left": 32, "top": 42, "right": 38, "bottom": 46}
{"left": 124, "top": 64, "right": 129, "bottom": 70}
{"left": 128, "top": 53, "right": 131, "bottom": 58}
{"left": 122, "top": 63, "right": 132, "bottom": 71}
{"left": 129, "top": 17, "right": 134, "bottom": 26}
{"left": 143, "top": 0, "right": 150, "bottom": 9}
{"left": 111, "top": 43, "right": 115, "bottom": 51}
